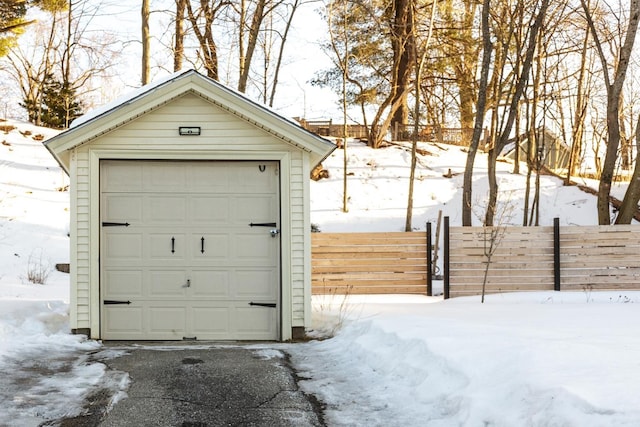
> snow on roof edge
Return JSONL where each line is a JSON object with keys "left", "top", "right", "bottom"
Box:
{"left": 61, "top": 68, "right": 333, "bottom": 161}
{"left": 70, "top": 69, "right": 194, "bottom": 129}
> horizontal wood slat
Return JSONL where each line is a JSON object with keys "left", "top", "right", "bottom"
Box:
{"left": 448, "top": 224, "right": 640, "bottom": 298}
{"left": 311, "top": 232, "right": 428, "bottom": 295}
{"left": 311, "top": 224, "right": 640, "bottom": 298}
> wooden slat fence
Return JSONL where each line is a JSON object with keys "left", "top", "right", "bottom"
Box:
{"left": 559, "top": 225, "right": 640, "bottom": 291}
{"left": 448, "top": 225, "right": 556, "bottom": 298}
{"left": 311, "top": 221, "right": 640, "bottom": 297}
{"left": 311, "top": 232, "right": 428, "bottom": 295}
{"left": 447, "top": 221, "right": 640, "bottom": 298}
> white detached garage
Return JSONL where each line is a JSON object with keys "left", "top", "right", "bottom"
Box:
{"left": 45, "top": 70, "right": 335, "bottom": 341}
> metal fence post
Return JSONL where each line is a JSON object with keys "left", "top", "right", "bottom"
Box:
{"left": 426, "top": 222, "right": 432, "bottom": 296}
{"left": 444, "top": 216, "right": 450, "bottom": 299}
{"left": 554, "top": 217, "right": 561, "bottom": 291}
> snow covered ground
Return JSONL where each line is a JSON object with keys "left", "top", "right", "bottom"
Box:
{"left": 290, "top": 293, "right": 640, "bottom": 426}
{"left": 310, "top": 138, "right": 629, "bottom": 231}
{"left": 1, "top": 119, "right": 639, "bottom": 425}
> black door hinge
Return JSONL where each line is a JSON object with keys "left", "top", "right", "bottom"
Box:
{"left": 104, "top": 300, "right": 132, "bottom": 305}
{"left": 249, "top": 302, "right": 277, "bottom": 308}
{"left": 249, "top": 222, "right": 277, "bottom": 227}
{"left": 102, "top": 222, "right": 130, "bottom": 227}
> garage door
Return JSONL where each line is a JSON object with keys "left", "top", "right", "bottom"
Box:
{"left": 100, "top": 160, "right": 280, "bottom": 340}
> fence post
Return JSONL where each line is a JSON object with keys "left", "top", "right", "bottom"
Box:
{"left": 426, "top": 222, "right": 432, "bottom": 296}
{"left": 554, "top": 217, "right": 561, "bottom": 291}
{"left": 444, "top": 216, "right": 450, "bottom": 299}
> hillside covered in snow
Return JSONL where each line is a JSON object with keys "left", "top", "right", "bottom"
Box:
{"left": 310, "top": 138, "right": 631, "bottom": 232}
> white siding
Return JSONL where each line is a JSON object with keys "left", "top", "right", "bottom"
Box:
{"left": 69, "top": 92, "right": 310, "bottom": 340}
{"left": 95, "top": 93, "right": 285, "bottom": 149}
{"left": 290, "top": 152, "right": 305, "bottom": 326}
{"left": 74, "top": 149, "right": 91, "bottom": 328}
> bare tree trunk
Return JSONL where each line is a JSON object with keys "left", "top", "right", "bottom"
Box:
{"left": 513, "top": 102, "right": 520, "bottom": 175}
{"left": 616, "top": 114, "right": 640, "bottom": 223}
{"left": 326, "top": 0, "right": 350, "bottom": 212}
{"left": 371, "top": 88, "right": 412, "bottom": 147}
{"left": 443, "top": 0, "right": 478, "bottom": 131}
{"left": 142, "top": 0, "right": 150, "bottom": 85}
{"left": 406, "top": 0, "right": 436, "bottom": 231}
{"left": 581, "top": 0, "right": 640, "bottom": 224}
{"left": 566, "top": 36, "right": 588, "bottom": 183}
{"left": 238, "top": 0, "right": 269, "bottom": 93}
{"left": 62, "top": 0, "right": 72, "bottom": 86}
{"left": 268, "top": 0, "right": 299, "bottom": 107}
{"left": 485, "top": 0, "right": 550, "bottom": 226}
{"left": 341, "top": 0, "right": 348, "bottom": 213}
{"left": 529, "top": 35, "right": 544, "bottom": 226}
{"left": 174, "top": 0, "right": 186, "bottom": 71}
{"left": 389, "top": 0, "right": 414, "bottom": 129}
{"left": 185, "top": 0, "right": 223, "bottom": 80}
{"left": 462, "top": 0, "right": 492, "bottom": 226}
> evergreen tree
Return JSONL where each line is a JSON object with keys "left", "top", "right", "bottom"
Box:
{"left": 0, "top": 0, "right": 29, "bottom": 56}
{"left": 0, "top": 1, "right": 65, "bottom": 56}
{"left": 22, "top": 74, "right": 83, "bottom": 129}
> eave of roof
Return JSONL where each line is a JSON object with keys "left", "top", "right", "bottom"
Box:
{"left": 45, "top": 70, "right": 335, "bottom": 174}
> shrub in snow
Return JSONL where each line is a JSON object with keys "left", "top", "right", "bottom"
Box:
{"left": 25, "top": 248, "right": 52, "bottom": 285}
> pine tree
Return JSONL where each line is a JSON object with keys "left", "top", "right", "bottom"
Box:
{"left": 0, "top": 0, "right": 29, "bottom": 56}
{"left": 22, "top": 74, "right": 83, "bottom": 129}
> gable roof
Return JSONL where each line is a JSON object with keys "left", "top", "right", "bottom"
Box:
{"left": 45, "top": 69, "right": 335, "bottom": 174}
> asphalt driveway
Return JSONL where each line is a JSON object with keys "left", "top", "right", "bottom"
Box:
{"left": 56, "top": 344, "right": 325, "bottom": 427}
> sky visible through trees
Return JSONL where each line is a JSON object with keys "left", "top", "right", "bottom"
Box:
{"left": 2, "top": 0, "right": 640, "bottom": 225}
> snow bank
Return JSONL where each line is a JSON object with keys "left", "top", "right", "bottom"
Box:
{"left": 288, "top": 292, "right": 640, "bottom": 426}
{"left": 0, "top": 120, "right": 127, "bottom": 425}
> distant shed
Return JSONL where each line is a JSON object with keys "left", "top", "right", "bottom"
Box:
{"left": 45, "top": 69, "right": 335, "bottom": 341}
{"left": 503, "top": 127, "right": 571, "bottom": 172}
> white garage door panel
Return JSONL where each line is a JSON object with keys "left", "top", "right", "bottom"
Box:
{"left": 149, "top": 270, "right": 188, "bottom": 297}
{"left": 104, "top": 271, "right": 143, "bottom": 297}
{"left": 101, "top": 163, "right": 143, "bottom": 192}
{"left": 235, "top": 269, "right": 278, "bottom": 298}
{"left": 235, "top": 306, "right": 277, "bottom": 335}
{"left": 190, "top": 304, "right": 276, "bottom": 340}
{"left": 149, "top": 233, "right": 187, "bottom": 260}
{"left": 190, "top": 270, "right": 229, "bottom": 297}
{"left": 101, "top": 160, "right": 280, "bottom": 340}
{"left": 190, "top": 164, "right": 231, "bottom": 191}
{"left": 149, "top": 306, "right": 186, "bottom": 336}
{"left": 192, "top": 233, "right": 230, "bottom": 260}
{"left": 147, "top": 166, "right": 187, "bottom": 191}
{"left": 104, "top": 233, "right": 143, "bottom": 261}
{"left": 103, "top": 195, "right": 142, "bottom": 221}
{"left": 234, "top": 234, "right": 276, "bottom": 261}
{"left": 191, "top": 306, "right": 230, "bottom": 336}
{"left": 104, "top": 306, "right": 143, "bottom": 335}
{"left": 147, "top": 196, "right": 187, "bottom": 223}
{"left": 235, "top": 195, "right": 277, "bottom": 221}
{"left": 230, "top": 164, "right": 277, "bottom": 193}
{"left": 191, "top": 197, "right": 229, "bottom": 224}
